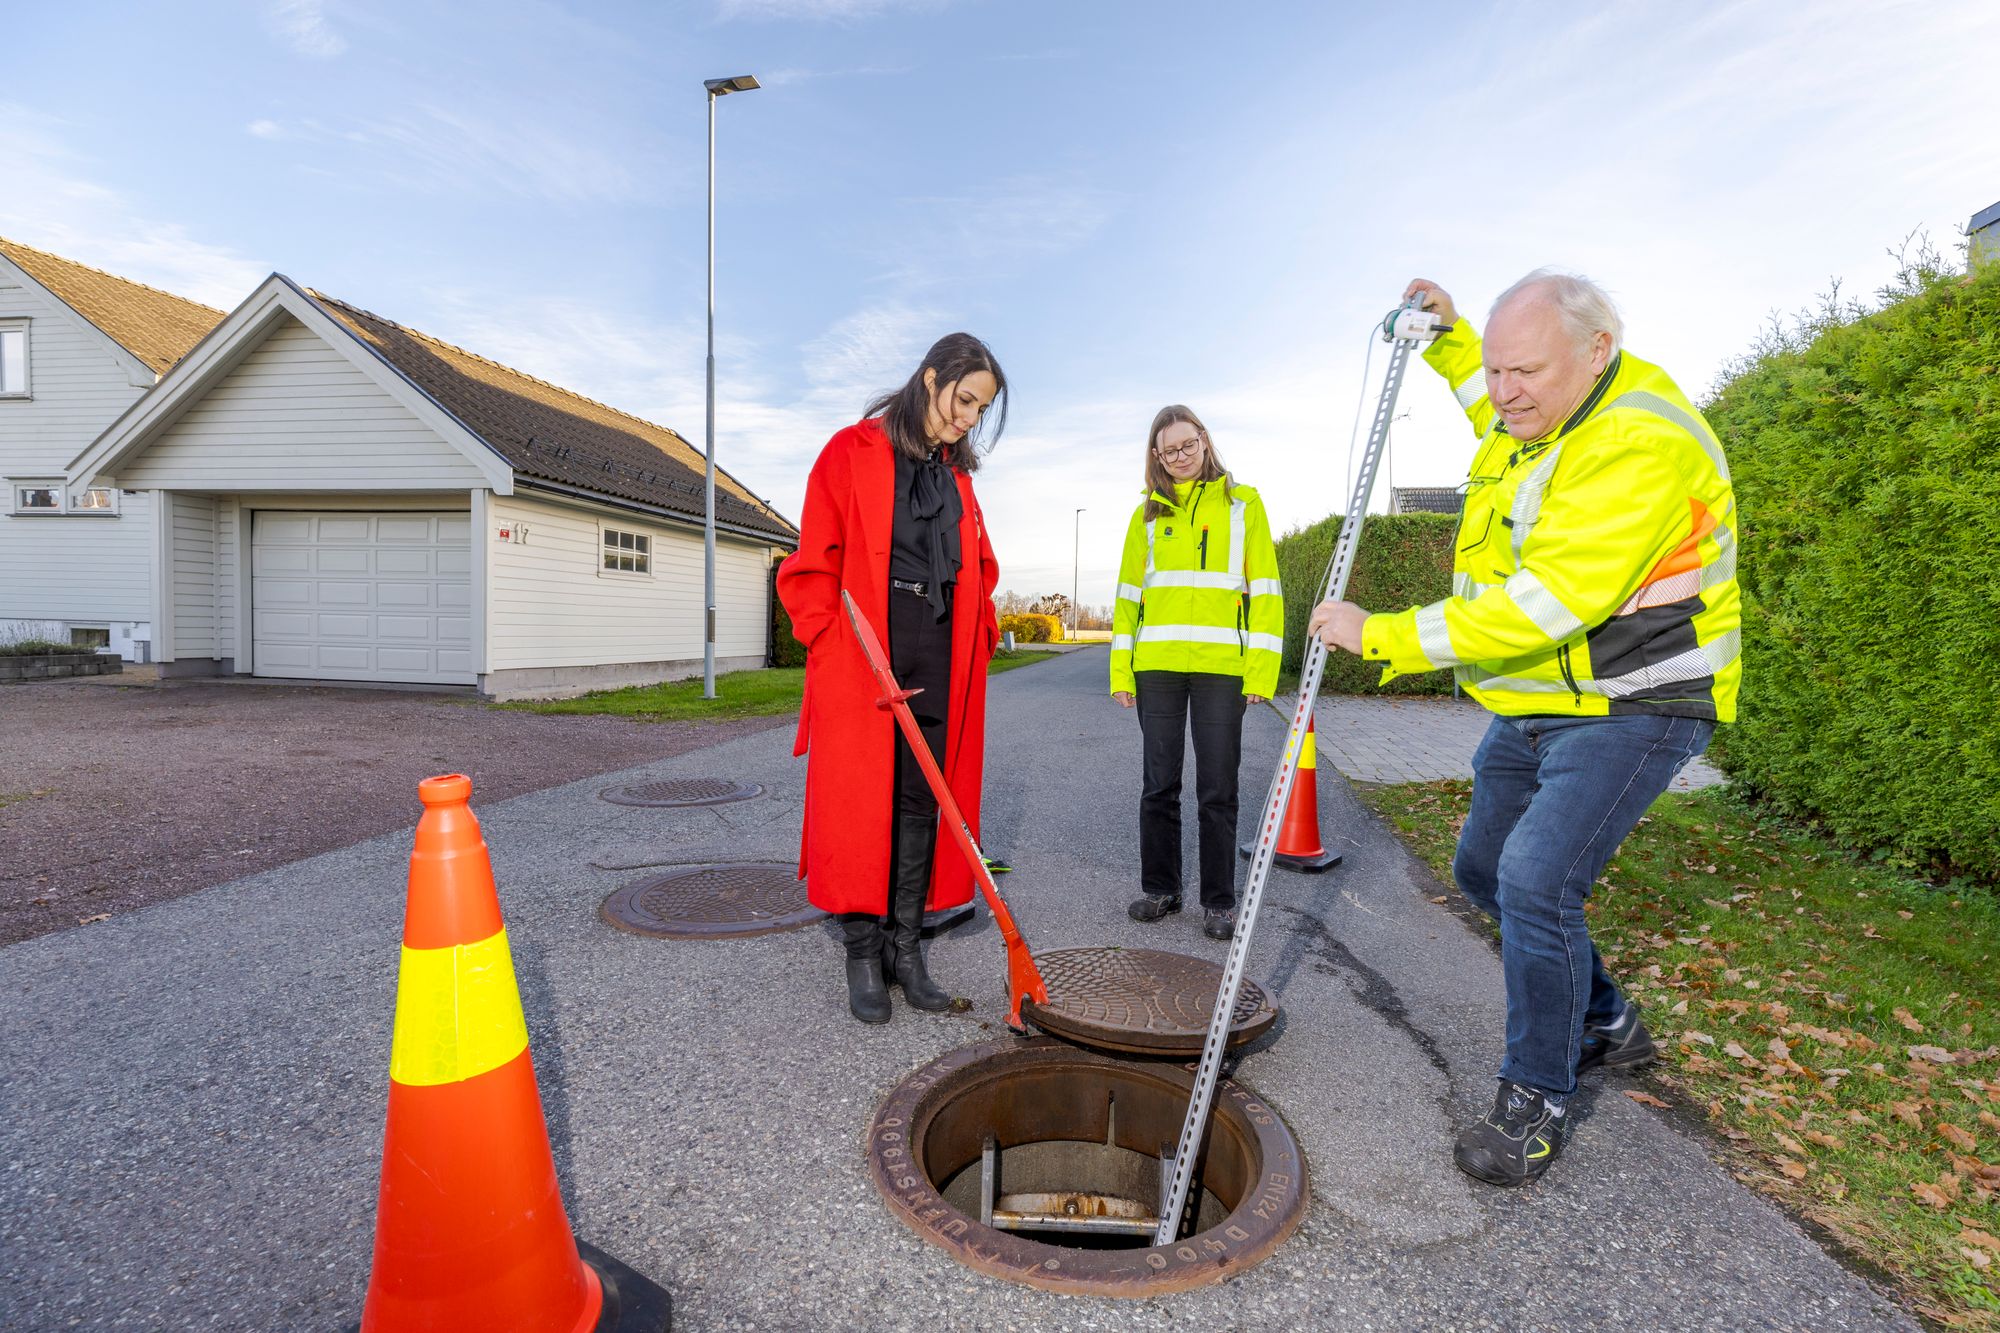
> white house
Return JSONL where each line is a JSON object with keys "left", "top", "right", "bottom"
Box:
{"left": 1, "top": 238, "right": 226, "bottom": 659}
{"left": 62, "top": 272, "right": 798, "bottom": 698}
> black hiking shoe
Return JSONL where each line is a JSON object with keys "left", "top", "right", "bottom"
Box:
{"left": 1454, "top": 1081, "right": 1568, "bottom": 1187}
{"left": 1128, "top": 894, "right": 1181, "bottom": 923}
{"left": 1203, "top": 907, "right": 1236, "bottom": 941}
{"left": 1578, "top": 1003, "right": 1658, "bottom": 1073}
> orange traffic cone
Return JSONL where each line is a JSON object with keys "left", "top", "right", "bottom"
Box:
{"left": 1242, "top": 718, "right": 1343, "bottom": 874}
{"left": 359, "top": 774, "right": 670, "bottom": 1333}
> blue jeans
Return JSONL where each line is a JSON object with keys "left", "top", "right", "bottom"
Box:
{"left": 1454, "top": 712, "right": 1714, "bottom": 1098}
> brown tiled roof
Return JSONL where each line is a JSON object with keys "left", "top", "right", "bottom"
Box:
{"left": 0, "top": 237, "right": 225, "bottom": 375}
{"left": 312, "top": 292, "right": 797, "bottom": 545}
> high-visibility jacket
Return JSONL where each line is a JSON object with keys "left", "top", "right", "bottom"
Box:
{"left": 1110, "top": 478, "right": 1284, "bottom": 699}
{"left": 1360, "top": 319, "right": 1741, "bottom": 722}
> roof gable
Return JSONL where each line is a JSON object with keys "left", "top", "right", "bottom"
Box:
{"left": 0, "top": 237, "right": 225, "bottom": 375}
{"left": 313, "top": 296, "right": 797, "bottom": 544}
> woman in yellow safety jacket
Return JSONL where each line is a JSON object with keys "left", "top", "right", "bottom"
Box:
{"left": 1110, "top": 406, "right": 1284, "bottom": 941}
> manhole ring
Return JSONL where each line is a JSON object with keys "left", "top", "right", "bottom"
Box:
{"left": 599, "top": 778, "right": 763, "bottom": 808}
{"left": 1021, "top": 948, "right": 1278, "bottom": 1056}
{"left": 869, "top": 1036, "right": 1307, "bottom": 1296}
{"left": 599, "top": 863, "right": 823, "bottom": 939}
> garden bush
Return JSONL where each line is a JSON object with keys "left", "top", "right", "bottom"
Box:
{"left": 999, "top": 613, "right": 1062, "bottom": 644}
{"left": 1702, "top": 253, "right": 2000, "bottom": 882}
{"left": 1274, "top": 512, "right": 1457, "bottom": 693}
{"left": 0, "top": 639, "right": 73, "bottom": 657}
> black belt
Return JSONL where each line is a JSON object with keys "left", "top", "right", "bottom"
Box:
{"left": 890, "top": 578, "right": 928, "bottom": 595}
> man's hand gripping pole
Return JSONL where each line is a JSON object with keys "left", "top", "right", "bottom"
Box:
{"left": 840, "top": 591, "right": 1049, "bottom": 1032}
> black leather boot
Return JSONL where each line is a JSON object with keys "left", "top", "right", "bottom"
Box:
{"left": 885, "top": 814, "right": 955, "bottom": 1012}
{"left": 840, "top": 914, "right": 891, "bottom": 1024}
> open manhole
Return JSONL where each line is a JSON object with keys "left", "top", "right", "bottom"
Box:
{"left": 599, "top": 778, "right": 763, "bottom": 808}
{"left": 599, "top": 863, "right": 822, "bottom": 939}
{"left": 1020, "top": 948, "right": 1278, "bottom": 1056}
{"left": 869, "top": 1037, "right": 1306, "bottom": 1296}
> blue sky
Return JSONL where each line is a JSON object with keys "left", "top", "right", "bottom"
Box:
{"left": 6, "top": 0, "right": 1996, "bottom": 605}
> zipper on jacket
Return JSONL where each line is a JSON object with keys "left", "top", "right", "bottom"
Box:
{"left": 1200, "top": 525, "right": 1210, "bottom": 569}
{"left": 1557, "top": 642, "right": 1582, "bottom": 704}
{"left": 1236, "top": 601, "right": 1246, "bottom": 654}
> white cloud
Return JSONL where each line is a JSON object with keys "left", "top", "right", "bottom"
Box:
{"left": 264, "top": 0, "right": 347, "bottom": 58}
{"left": 0, "top": 105, "right": 265, "bottom": 309}
{"left": 246, "top": 119, "right": 285, "bottom": 140}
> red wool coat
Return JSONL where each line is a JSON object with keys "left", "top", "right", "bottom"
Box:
{"left": 776, "top": 418, "right": 1000, "bottom": 916}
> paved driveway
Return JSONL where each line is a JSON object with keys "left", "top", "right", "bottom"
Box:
{"left": 0, "top": 676, "right": 784, "bottom": 945}
{"left": 0, "top": 648, "right": 1911, "bottom": 1331}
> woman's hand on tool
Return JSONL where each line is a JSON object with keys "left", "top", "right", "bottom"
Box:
{"left": 1402, "top": 279, "right": 1457, "bottom": 327}
{"left": 1113, "top": 691, "right": 1135, "bottom": 708}
{"left": 1308, "top": 599, "right": 1370, "bottom": 655}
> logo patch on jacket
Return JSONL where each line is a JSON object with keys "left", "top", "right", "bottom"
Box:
{"left": 1163, "top": 526, "right": 1174, "bottom": 537}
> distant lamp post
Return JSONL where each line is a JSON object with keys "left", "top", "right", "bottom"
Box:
{"left": 702, "top": 73, "right": 759, "bottom": 699}
{"left": 1071, "top": 508, "right": 1085, "bottom": 641}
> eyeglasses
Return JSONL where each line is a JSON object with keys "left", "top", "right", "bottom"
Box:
{"left": 1156, "top": 435, "right": 1205, "bottom": 463}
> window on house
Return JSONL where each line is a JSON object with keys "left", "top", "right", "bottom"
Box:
{"left": 70, "top": 627, "right": 110, "bottom": 650}
{"left": 12, "top": 480, "right": 61, "bottom": 513}
{"left": 602, "top": 526, "right": 651, "bottom": 574}
{"left": 0, "top": 323, "right": 26, "bottom": 397}
{"left": 68, "top": 486, "right": 118, "bottom": 514}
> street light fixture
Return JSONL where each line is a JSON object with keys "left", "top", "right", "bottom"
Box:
{"left": 702, "top": 73, "right": 759, "bottom": 699}
{"left": 1071, "top": 508, "right": 1085, "bottom": 642}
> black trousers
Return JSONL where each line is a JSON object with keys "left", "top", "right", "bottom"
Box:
{"left": 888, "top": 586, "right": 952, "bottom": 876}
{"left": 1136, "top": 670, "right": 1246, "bottom": 910}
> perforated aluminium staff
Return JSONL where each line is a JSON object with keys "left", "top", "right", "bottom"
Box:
{"left": 1154, "top": 299, "right": 1446, "bottom": 1244}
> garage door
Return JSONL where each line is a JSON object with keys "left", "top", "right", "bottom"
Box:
{"left": 252, "top": 512, "right": 474, "bottom": 685}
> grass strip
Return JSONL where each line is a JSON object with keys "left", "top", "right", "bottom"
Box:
{"left": 1358, "top": 780, "right": 2000, "bottom": 1327}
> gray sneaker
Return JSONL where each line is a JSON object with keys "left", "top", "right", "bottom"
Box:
{"left": 1203, "top": 907, "right": 1236, "bottom": 940}
{"left": 1578, "top": 1003, "right": 1658, "bottom": 1072}
{"left": 1128, "top": 894, "right": 1181, "bottom": 923}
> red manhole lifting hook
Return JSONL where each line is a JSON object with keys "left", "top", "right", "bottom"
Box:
{"left": 841, "top": 591, "right": 1049, "bottom": 1031}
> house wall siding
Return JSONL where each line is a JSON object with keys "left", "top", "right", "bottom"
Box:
{"left": 170, "top": 493, "right": 219, "bottom": 659}
{"left": 487, "top": 492, "right": 774, "bottom": 670}
{"left": 0, "top": 269, "right": 155, "bottom": 626}
{"left": 117, "top": 316, "right": 487, "bottom": 492}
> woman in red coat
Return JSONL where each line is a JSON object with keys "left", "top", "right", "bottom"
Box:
{"left": 777, "top": 333, "right": 1006, "bottom": 1024}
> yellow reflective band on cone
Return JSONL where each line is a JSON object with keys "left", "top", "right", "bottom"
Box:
{"left": 389, "top": 928, "right": 531, "bottom": 1087}
{"left": 1298, "top": 729, "right": 1316, "bottom": 770}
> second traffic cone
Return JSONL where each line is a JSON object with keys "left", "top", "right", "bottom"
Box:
{"left": 359, "top": 773, "right": 670, "bottom": 1333}
{"left": 1242, "top": 718, "right": 1343, "bottom": 874}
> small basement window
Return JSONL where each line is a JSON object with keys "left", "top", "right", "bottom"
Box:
{"left": 602, "top": 526, "right": 651, "bottom": 575}
{"left": 0, "top": 322, "right": 27, "bottom": 397}
{"left": 70, "top": 626, "right": 110, "bottom": 650}
{"left": 12, "top": 480, "right": 61, "bottom": 513}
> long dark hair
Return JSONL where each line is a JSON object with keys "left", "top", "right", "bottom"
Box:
{"left": 864, "top": 332, "right": 1007, "bottom": 473}
{"left": 1142, "top": 403, "right": 1233, "bottom": 520}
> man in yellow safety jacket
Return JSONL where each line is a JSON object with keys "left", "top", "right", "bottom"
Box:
{"left": 1111, "top": 407, "right": 1284, "bottom": 940}
{"left": 1311, "top": 270, "right": 1740, "bottom": 1188}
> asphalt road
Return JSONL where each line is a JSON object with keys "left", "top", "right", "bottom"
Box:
{"left": 0, "top": 647, "right": 1913, "bottom": 1330}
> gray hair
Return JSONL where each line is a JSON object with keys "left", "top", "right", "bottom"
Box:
{"left": 1491, "top": 268, "right": 1623, "bottom": 357}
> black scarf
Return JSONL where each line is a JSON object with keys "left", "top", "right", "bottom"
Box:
{"left": 909, "top": 452, "right": 963, "bottom": 622}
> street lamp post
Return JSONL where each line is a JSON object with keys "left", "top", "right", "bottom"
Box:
{"left": 1071, "top": 507, "right": 1085, "bottom": 641}
{"left": 702, "top": 73, "right": 759, "bottom": 699}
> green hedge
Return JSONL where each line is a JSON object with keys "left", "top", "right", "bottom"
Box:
{"left": 771, "top": 579, "right": 807, "bottom": 668}
{"left": 1275, "top": 512, "right": 1457, "bottom": 693}
{"left": 1703, "top": 260, "right": 2000, "bottom": 882}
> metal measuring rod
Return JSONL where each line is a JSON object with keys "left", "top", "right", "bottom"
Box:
{"left": 1153, "top": 296, "right": 1448, "bottom": 1244}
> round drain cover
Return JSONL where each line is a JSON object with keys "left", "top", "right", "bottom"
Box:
{"left": 600, "top": 778, "right": 763, "bottom": 808}
{"left": 1021, "top": 947, "right": 1278, "bottom": 1056}
{"left": 599, "top": 863, "right": 822, "bottom": 939}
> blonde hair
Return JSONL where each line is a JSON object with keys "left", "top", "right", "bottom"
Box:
{"left": 1142, "top": 404, "right": 1233, "bottom": 520}
{"left": 1491, "top": 268, "right": 1624, "bottom": 357}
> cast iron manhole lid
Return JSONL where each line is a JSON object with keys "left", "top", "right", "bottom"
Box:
{"left": 1021, "top": 947, "right": 1278, "bottom": 1056}
{"left": 599, "top": 778, "right": 763, "bottom": 808}
{"left": 599, "top": 863, "right": 823, "bottom": 939}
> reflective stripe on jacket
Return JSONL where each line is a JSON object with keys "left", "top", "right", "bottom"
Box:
{"left": 1359, "top": 318, "right": 1742, "bottom": 722}
{"left": 1109, "top": 479, "right": 1283, "bottom": 698}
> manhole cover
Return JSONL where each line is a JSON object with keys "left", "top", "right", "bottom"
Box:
{"left": 600, "top": 778, "right": 763, "bottom": 808}
{"left": 1021, "top": 948, "right": 1278, "bottom": 1056}
{"left": 599, "top": 864, "right": 823, "bottom": 939}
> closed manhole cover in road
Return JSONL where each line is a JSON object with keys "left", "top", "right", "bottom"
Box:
{"left": 599, "top": 864, "right": 823, "bottom": 939}
{"left": 1022, "top": 947, "right": 1278, "bottom": 1056}
{"left": 600, "top": 778, "right": 763, "bottom": 808}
